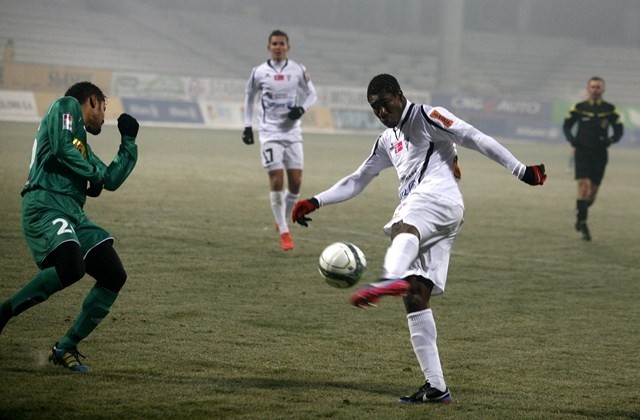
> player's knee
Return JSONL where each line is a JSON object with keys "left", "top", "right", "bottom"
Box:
{"left": 390, "top": 222, "right": 420, "bottom": 239}
{"left": 56, "top": 262, "right": 86, "bottom": 287}
{"left": 98, "top": 266, "right": 127, "bottom": 293}
{"left": 287, "top": 173, "right": 303, "bottom": 193}
{"left": 288, "top": 184, "right": 301, "bottom": 195}
{"left": 85, "top": 241, "right": 127, "bottom": 293}
{"left": 46, "top": 242, "right": 86, "bottom": 287}
{"left": 402, "top": 276, "right": 432, "bottom": 313}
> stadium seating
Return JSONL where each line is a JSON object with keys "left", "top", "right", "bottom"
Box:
{"left": 2, "top": 0, "right": 639, "bottom": 104}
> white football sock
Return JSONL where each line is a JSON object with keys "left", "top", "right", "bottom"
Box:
{"left": 383, "top": 232, "right": 419, "bottom": 278}
{"left": 270, "top": 191, "right": 288, "bottom": 234}
{"left": 284, "top": 190, "right": 300, "bottom": 224}
{"left": 408, "top": 309, "right": 447, "bottom": 391}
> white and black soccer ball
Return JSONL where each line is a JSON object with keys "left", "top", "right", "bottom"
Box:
{"left": 318, "top": 242, "right": 367, "bottom": 288}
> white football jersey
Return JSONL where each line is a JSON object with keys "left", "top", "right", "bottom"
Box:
{"left": 244, "top": 59, "right": 317, "bottom": 143}
{"left": 316, "top": 101, "right": 526, "bottom": 206}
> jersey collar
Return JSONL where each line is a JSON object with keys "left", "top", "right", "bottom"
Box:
{"left": 267, "top": 59, "right": 288, "bottom": 72}
{"left": 399, "top": 100, "right": 414, "bottom": 130}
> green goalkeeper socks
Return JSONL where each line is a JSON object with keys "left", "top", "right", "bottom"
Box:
{"left": 57, "top": 285, "right": 118, "bottom": 350}
{"left": 6, "top": 267, "right": 64, "bottom": 317}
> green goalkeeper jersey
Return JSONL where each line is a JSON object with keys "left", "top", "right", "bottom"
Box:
{"left": 21, "top": 96, "right": 138, "bottom": 206}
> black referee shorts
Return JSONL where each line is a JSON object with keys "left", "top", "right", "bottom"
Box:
{"left": 574, "top": 148, "right": 608, "bottom": 185}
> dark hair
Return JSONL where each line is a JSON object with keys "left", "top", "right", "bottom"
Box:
{"left": 64, "top": 81, "right": 107, "bottom": 105}
{"left": 589, "top": 76, "right": 605, "bottom": 85}
{"left": 269, "top": 29, "right": 289, "bottom": 44}
{"left": 367, "top": 74, "right": 401, "bottom": 98}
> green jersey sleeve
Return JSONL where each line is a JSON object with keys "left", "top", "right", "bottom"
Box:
{"left": 89, "top": 136, "right": 138, "bottom": 191}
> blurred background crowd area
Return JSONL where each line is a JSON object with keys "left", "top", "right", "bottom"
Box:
{"left": 2, "top": 0, "right": 640, "bottom": 103}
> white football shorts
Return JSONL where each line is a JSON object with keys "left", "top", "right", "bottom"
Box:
{"left": 383, "top": 193, "right": 464, "bottom": 296}
{"left": 260, "top": 140, "right": 304, "bottom": 171}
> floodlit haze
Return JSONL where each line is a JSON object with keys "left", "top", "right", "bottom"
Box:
{"left": 2, "top": 0, "right": 639, "bottom": 102}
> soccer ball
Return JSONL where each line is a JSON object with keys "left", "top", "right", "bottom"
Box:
{"left": 318, "top": 242, "right": 367, "bottom": 288}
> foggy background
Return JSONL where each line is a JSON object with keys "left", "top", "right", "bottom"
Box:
{"left": 2, "top": 0, "right": 640, "bottom": 104}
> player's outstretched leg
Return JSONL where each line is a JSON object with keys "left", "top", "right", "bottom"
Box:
{"left": 349, "top": 278, "right": 410, "bottom": 307}
{"left": 398, "top": 381, "right": 452, "bottom": 404}
{"left": 0, "top": 268, "right": 65, "bottom": 334}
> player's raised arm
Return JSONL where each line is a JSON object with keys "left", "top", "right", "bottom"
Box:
{"left": 103, "top": 114, "right": 139, "bottom": 191}
{"left": 429, "top": 106, "right": 546, "bottom": 186}
{"left": 292, "top": 169, "right": 378, "bottom": 227}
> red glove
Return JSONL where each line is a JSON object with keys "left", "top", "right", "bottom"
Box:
{"left": 521, "top": 164, "right": 547, "bottom": 186}
{"left": 292, "top": 198, "right": 320, "bottom": 227}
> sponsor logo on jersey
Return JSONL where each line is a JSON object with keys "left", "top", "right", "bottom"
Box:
{"left": 62, "top": 113, "right": 73, "bottom": 131}
{"left": 394, "top": 141, "right": 403, "bottom": 154}
{"left": 430, "top": 109, "right": 453, "bottom": 128}
{"left": 274, "top": 74, "right": 285, "bottom": 81}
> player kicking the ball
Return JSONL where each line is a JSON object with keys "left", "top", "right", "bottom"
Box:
{"left": 293, "top": 74, "right": 546, "bottom": 403}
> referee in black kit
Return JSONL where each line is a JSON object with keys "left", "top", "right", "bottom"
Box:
{"left": 563, "top": 76, "right": 623, "bottom": 241}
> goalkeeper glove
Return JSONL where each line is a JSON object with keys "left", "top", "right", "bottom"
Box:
{"left": 287, "top": 106, "right": 305, "bottom": 120}
{"left": 242, "top": 127, "right": 254, "bottom": 145}
{"left": 292, "top": 198, "right": 320, "bottom": 227}
{"left": 86, "top": 180, "right": 104, "bottom": 197}
{"left": 117, "top": 113, "right": 139, "bottom": 138}
{"left": 521, "top": 164, "right": 547, "bottom": 186}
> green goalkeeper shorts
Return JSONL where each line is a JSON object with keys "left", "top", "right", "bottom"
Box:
{"left": 21, "top": 190, "right": 112, "bottom": 268}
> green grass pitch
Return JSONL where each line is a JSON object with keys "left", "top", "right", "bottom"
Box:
{"left": 1, "top": 121, "right": 639, "bottom": 419}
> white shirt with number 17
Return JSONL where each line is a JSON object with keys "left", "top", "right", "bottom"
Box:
{"left": 243, "top": 58, "right": 317, "bottom": 144}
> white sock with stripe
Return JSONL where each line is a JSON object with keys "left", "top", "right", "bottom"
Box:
{"left": 407, "top": 308, "right": 447, "bottom": 392}
{"left": 270, "top": 191, "right": 287, "bottom": 234}
{"left": 284, "top": 190, "right": 300, "bottom": 225}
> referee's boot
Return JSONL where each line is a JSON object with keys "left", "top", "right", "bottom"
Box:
{"left": 575, "top": 220, "right": 591, "bottom": 241}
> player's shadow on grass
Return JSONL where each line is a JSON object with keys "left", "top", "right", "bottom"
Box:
{"left": 204, "top": 375, "right": 402, "bottom": 397}
{"left": 90, "top": 369, "right": 405, "bottom": 398}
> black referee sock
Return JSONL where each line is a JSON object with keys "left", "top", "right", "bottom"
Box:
{"left": 576, "top": 199, "right": 589, "bottom": 224}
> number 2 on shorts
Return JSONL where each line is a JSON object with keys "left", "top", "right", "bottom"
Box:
{"left": 52, "top": 218, "right": 75, "bottom": 235}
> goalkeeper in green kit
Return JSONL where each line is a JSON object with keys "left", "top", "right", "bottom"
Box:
{"left": 0, "top": 82, "right": 139, "bottom": 372}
